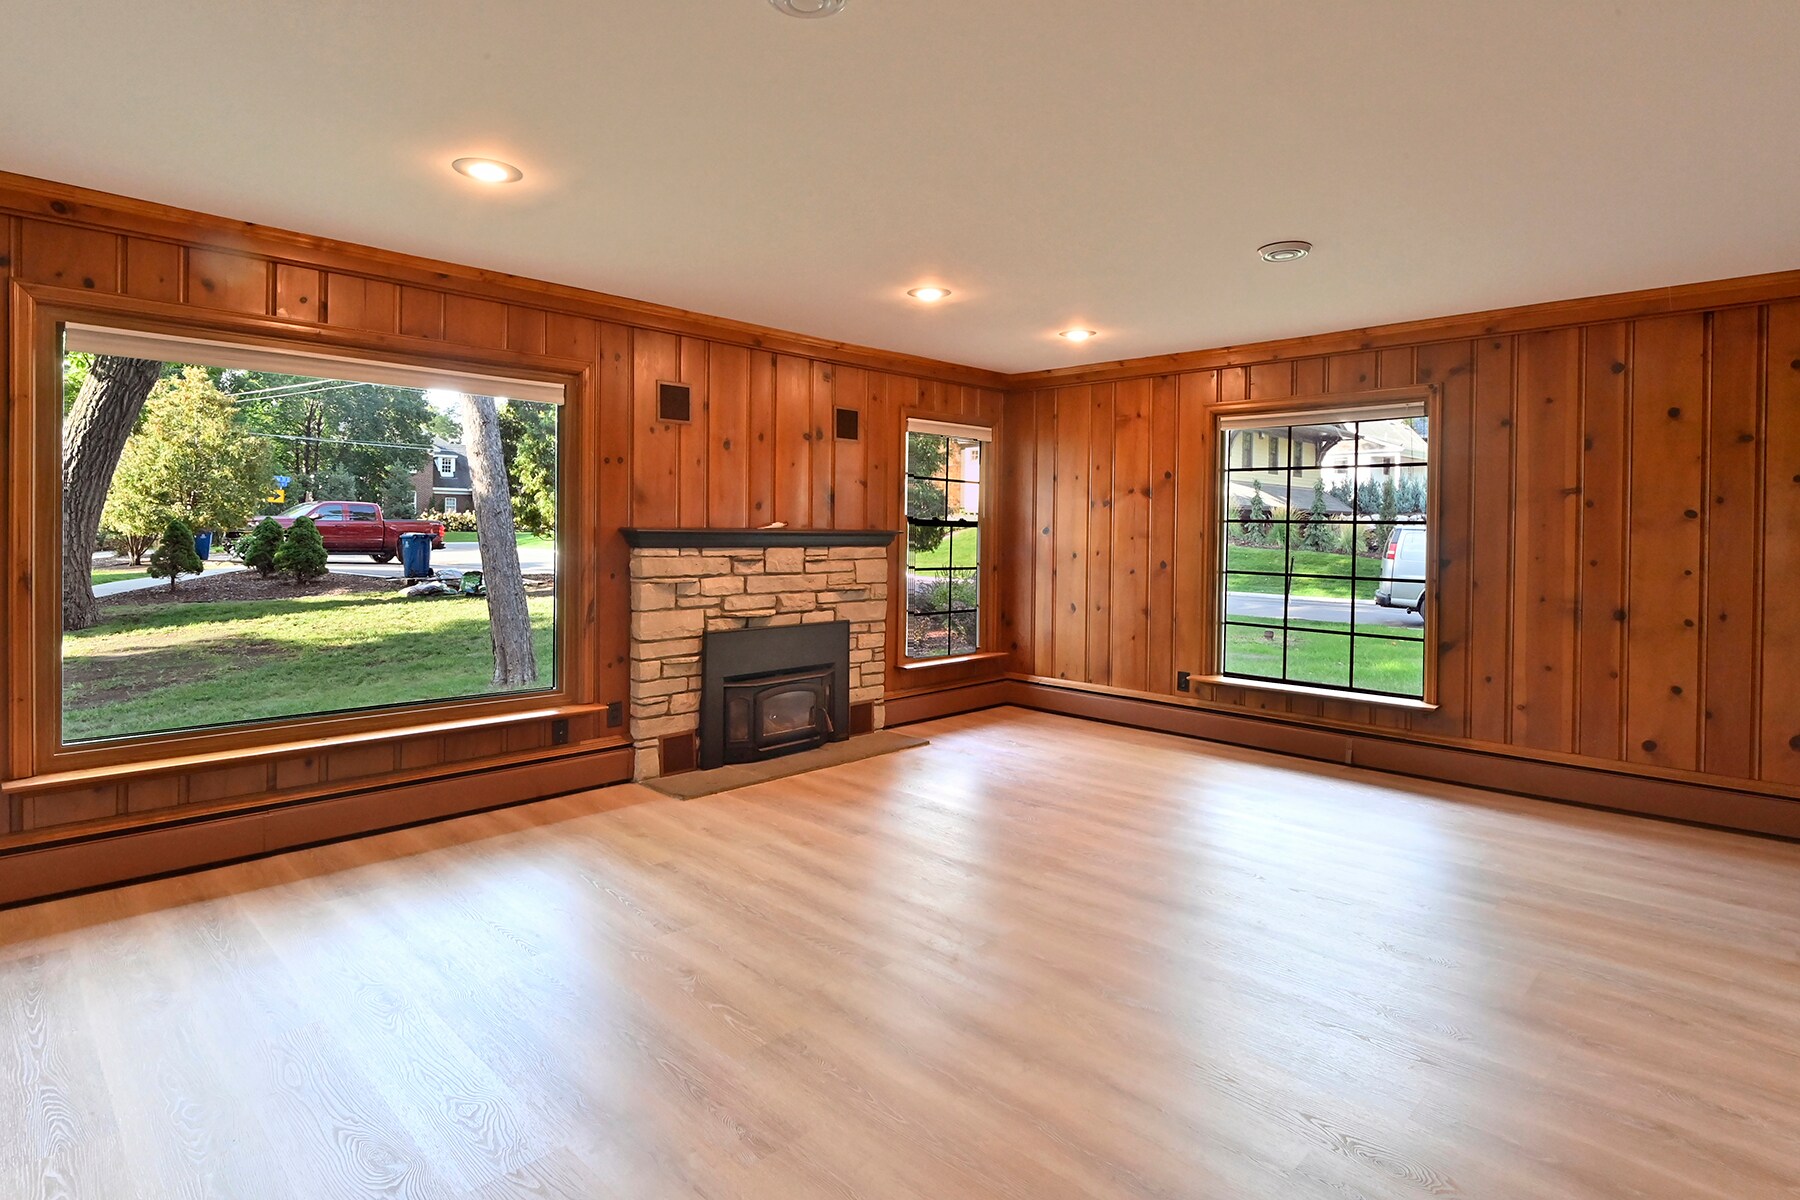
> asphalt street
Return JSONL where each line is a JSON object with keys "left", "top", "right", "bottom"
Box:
{"left": 323, "top": 541, "right": 557, "bottom": 580}
{"left": 1224, "top": 590, "right": 1421, "bottom": 629}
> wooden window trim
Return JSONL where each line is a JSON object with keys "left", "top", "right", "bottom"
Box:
{"left": 1208, "top": 384, "right": 1442, "bottom": 707}
{"left": 898, "top": 409, "right": 997, "bottom": 668}
{"left": 8, "top": 281, "right": 600, "bottom": 780}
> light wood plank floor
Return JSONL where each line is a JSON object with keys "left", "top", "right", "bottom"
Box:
{"left": 4, "top": 707, "right": 1800, "bottom": 1199}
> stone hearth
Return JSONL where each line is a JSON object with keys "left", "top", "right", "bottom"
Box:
{"left": 627, "top": 537, "right": 892, "bottom": 780}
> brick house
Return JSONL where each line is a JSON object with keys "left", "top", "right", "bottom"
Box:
{"left": 412, "top": 441, "right": 472, "bottom": 514}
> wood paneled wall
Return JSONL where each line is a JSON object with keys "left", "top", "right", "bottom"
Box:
{"left": 4, "top": 169, "right": 1796, "bottom": 859}
{"left": 0, "top": 174, "right": 1001, "bottom": 843}
{"left": 1001, "top": 304, "right": 1800, "bottom": 801}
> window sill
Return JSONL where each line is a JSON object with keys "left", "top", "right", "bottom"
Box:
{"left": 3, "top": 703, "right": 614, "bottom": 794}
{"left": 1193, "top": 675, "right": 1438, "bottom": 711}
{"left": 899, "top": 650, "right": 1010, "bottom": 672}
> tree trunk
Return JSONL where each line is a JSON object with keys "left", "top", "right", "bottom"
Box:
{"left": 300, "top": 402, "right": 323, "bottom": 500}
{"left": 62, "top": 355, "right": 162, "bottom": 630}
{"left": 461, "top": 394, "right": 538, "bottom": 687}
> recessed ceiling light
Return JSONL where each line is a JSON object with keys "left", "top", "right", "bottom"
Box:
{"left": 769, "top": 0, "right": 846, "bottom": 16}
{"left": 1059, "top": 329, "right": 1097, "bottom": 343}
{"left": 451, "top": 157, "right": 523, "bottom": 184}
{"left": 1258, "top": 240, "right": 1312, "bottom": 263}
{"left": 907, "top": 286, "right": 951, "bottom": 303}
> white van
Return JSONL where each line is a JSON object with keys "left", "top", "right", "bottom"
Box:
{"left": 1373, "top": 525, "right": 1428, "bottom": 614}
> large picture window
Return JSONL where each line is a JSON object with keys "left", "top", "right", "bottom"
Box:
{"left": 1217, "top": 397, "right": 1431, "bottom": 700}
{"left": 58, "top": 324, "right": 562, "bottom": 745}
{"left": 904, "top": 420, "right": 987, "bottom": 658}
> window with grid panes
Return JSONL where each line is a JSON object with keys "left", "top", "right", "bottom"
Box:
{"left": 1218, "top": 399, "right": 1430, "bottom": 700}
{"left": 903, "top": 420, "right": 987, "bottom": 658}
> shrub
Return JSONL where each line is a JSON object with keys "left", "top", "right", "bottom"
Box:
{"left": 274, "top": 516, "right": 329, "bottom": 584}
{"left": 146, "top": 518, "right": 204, "bottom": 592}
{"left": 1397, "top": 474, "right": 1427, "bottom": 514}
{"left": 107, "top": 529, "right": 157, "bottom": 565}
{"left": 1299, "top": 480, "right": 1339, "bottom": 551}
{"left": 1366, "top": 475, "right": 1400, "bottom": 553}
{"left": 237, "top": 518, "right": 286, "bottom": 579}
{"left": 907, "top": 571, "right": 978, "bottom": 614}
{"left": 1235, "top": 481, "right": 1277, "bottom": 546}
{"left": 429, "top": 509, "right": 479, "bottom": 533}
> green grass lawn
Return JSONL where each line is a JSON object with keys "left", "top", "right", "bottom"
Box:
{"left": 442, "top": 531, "right": 555, "bottom": 549}
{"left": 90, "top": 568, "right": 144, "bottom": 586}
{"left": 63, "top": 592, "right": 556, "bottom": 743}
{"left": 907, "top": 528, "right": 978, "bottom": 571}
{"left": 1222, "top": 618, "right": 1423, "bottom": 695}
{"left": 1223, "top": 544, "right": 1382, "bottom": 600}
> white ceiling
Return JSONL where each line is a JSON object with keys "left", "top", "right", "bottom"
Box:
{"left": 5, "top": 2, "right": 1798, "bottom": 373}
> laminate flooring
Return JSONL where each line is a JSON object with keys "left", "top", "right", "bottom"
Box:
{"left": 3, "top": 707, "right": 1798, "bottom": 1198}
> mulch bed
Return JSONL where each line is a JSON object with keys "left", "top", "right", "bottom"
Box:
{"left": 100, "top": 571, "right": 401, "bottom": 607}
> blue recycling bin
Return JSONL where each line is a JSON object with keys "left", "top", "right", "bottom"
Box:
{"left": 399, "top": 532, "right": 433, "bottom": 579}
{"left": 193, "top": 531, "right": 213, "bottom": 561}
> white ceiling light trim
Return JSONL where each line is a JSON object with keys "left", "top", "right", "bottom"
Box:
{"left": 768, "top": 0, "right": 846, "bottom": 17}
{"left": 451, "top": 157, "right": 523, "bottom": 184}
{"left": 1258, "top": 240, "right": 1312, "bottom": 263}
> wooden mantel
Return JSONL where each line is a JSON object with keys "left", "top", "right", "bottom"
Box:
{"left": 621, "top": 528, "right": 899, "bottom": 549}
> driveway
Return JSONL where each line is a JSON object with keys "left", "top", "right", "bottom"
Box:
{"left": 1225, "top": 590, "right": 1421, "bottom": 629}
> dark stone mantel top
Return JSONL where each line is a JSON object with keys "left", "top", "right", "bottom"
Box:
{"left": 621, "top": 527, "right": 899, "bottom": 550}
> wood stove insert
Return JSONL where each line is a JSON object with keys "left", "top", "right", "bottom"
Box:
{"left": 700, "top": 622, "right": 851, "bottom": 769}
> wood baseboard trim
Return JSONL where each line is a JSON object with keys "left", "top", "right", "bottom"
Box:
{"left": 1006, "top": 681, "right": 1800, "bottom": 841}
{"left": 885, "top": 678, "right": 1015, "bottom": 727}
{"left": 0, "top": 745, "right": 633, "bottom": 908}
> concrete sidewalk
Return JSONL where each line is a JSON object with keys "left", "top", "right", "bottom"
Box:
{"left": 93, "top": 560, "right": 248, "bottom": 597}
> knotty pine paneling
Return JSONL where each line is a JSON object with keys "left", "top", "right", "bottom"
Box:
{"left": 0, "top": 218, "right": 12, "bottom": 789}
{"left": 1625, "top": 314, "right": 1706, "bottom": 771}
{"left": 1510, "top": 327, "right": 1582, "bottom": 754}
{"left": 0, "top": 180, "right": 999, "bottom": 841}
{"left": 1575, "top": 323, "right": 1631, "bottom": 761}
{"left": 1002, "top": 301, "right": 1800, "bottom": 805}
{"left": 1702, "top": 307, "right": 1763, "bottom": 779}
{"left": 187, "top": 248, "right": 268, "bottom": 314}
{"left": 1762, "top": 302, "right": 1800, "bottom": 785}
{"left": 1467, "top": 336, "right": 1517, "bottom": 745}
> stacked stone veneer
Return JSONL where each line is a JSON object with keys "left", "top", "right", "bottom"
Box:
{"left": 629, "top": 543, "right": 890, "bottom": 779}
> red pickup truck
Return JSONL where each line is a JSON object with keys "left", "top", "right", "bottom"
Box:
{"left": 266, "top": 502, "right": 446, "bottom": 563}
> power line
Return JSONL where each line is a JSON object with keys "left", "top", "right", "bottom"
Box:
{"left": 245, "top": 432, "right": 437, "bottom": 453}
{"left": 224, "top": 380, "right": 365, "bottom": 402}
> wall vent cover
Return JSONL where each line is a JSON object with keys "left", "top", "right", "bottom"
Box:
{"left": 835, "top": 407, "right": 860, "bottom": 441}
{"left": 657, "top": 381, "right": 692, "bottom": 423}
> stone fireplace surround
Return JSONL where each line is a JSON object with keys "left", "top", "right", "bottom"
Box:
{"left": 623, "top": 529, "right": 897, "bottom": 780}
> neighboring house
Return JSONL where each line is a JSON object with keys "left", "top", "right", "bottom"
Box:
{"left": 1224, "top": 424, "right": 1351, "bottom": 516}
{"left": 1318, "top": 419, "right": 1428, "bottom": 484}
{"left": 413, "top": 441, "right": 473, "bottom": 514}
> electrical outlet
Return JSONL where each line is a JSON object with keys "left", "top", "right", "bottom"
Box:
{"left": 551, "top": 718, "right": 570, "bottom": 746}
{"left": 606, "top": 701, "right": 624, "bottom": 728}
{"left": 1176, "top": 670, "right": 1191, "bottom": 692}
